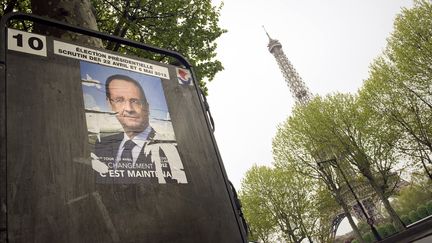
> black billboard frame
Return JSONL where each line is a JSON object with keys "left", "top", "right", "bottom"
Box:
{"left": 0, "top": 12, "right": 246, "bottom": 242}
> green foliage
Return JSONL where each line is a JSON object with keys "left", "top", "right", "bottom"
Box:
{"left": 357, "top": 221, "right": 370, "bottom": 234}
{"left": 393, "top": 175, "right": 432, "bottom": 215}
{"left": 2, "top": 0, "right": 226, "bottom": 93}
{"left": 357, "top": 222, "right": 397, "bottom": 242}
{"left": 417, "top": 205, "right": 429, "bottom": 218}
{"left": 409, "top": 210, "right": 421, "bottom": 222}
{"left": 358, "top": 0, "right": 432, "bottom": 229}
{"left": 388, "top": 0, "right": 432, "bottom": 91}
{"left": 426, "top": 201, "right": 432, "bottom": 215}
{"left": 401, "top": 214, "right": 413, "bottom": 225}
{"left": 363, "top": 232, "right": 374, "bottom": 243}
{"left": 273, "top": 93, "right": 405, "bottom": 229}
{"left": 377, "top": 225, "right": 388, "bottom": 238}
{"left": 1, "top": 0, "right": 31, "bottom": 16}
{"left": 359, "top": 0, "right": 432, "bottom": 176}
{"left": 91, "top": 0, "right": 226, "bottom": 93}
{"left": 1, "top": 0, "right": 32, "bottom": 30}
{"left": 384, "top": 223, "right": 397, "bottom": 236}
{"left": 240, "top": 166, "right": 277, "bottom": 243}
{"left": 313, "top": 186, "right": 341, "bottom": 242}
{"left": 240, "top": 165, "right": 320, "bottom": 242}
{"left": 377, "top": 223, "right": 398, "bottom": 238}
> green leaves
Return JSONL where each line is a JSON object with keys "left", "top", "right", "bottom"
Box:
{"left": 360, "top": 0, "right": 432, "bottom": 173}
{"left": 91, "top": 0, "right": 226, "bottom": 92}
{"left": 240, "top": 165, "right": 319, "bottom": 242}
{"left": 4, "top": 0, "right": 226, "bottom": 92}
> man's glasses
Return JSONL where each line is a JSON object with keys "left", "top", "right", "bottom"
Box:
{"left": 110, "top": 97, "right": 144, "bottom": 107}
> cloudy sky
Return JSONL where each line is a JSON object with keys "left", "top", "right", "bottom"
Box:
{"left": 207, "top": 0, "right": 413, "bottom": 234}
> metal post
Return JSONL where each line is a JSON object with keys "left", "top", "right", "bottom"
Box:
{"left": 319, "top": 159, "right": 382, "bottom": 241}
{"left": 331, "top": 159, "right": 382, "bottom": 241}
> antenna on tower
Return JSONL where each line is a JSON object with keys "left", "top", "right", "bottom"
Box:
{"left": 262, "top": 26, "right": 271, "bottom": 40}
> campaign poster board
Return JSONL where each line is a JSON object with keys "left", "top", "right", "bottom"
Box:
{"left": 4, "top": 28, "right": 245, "bottom": 242}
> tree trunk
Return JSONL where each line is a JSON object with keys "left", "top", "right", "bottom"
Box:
{"left": 368, "top": 176, "right": 406, "bottom": 231}
{"left": 320, "top": 166, "right": 365, "bottom": 243}
{"left": 31, "top": 0, "right": 103, "bottom": 48}
{"left": 4, "top": 0, "right": 18, "bottom": 15}
{"left": 336, "top": 191, "right": 366, "bottom": 243}
{"left": 420, "top": 154, "right": 432, "bottom": 180}
{"left": 298, "top": 217, "right": 314, "bottom": 243}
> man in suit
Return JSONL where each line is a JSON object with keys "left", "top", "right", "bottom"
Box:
{"left": 94, "top": 74, "right": 187, "bottom": 184}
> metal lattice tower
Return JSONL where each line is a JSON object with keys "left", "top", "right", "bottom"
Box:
{"left": 264, "top": 28, "right": 312, "bottom": 105}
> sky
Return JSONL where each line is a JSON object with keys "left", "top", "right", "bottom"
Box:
{"left": 207, "top": 0, "right": 413, "bottom": 236}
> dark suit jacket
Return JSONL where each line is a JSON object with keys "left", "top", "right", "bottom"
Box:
{"left": 94, "top": 129, "right": 177, "bottom": 184}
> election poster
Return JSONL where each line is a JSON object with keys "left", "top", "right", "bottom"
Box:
{"left": 80, "top": 61, "right": 188, "bottom": 184}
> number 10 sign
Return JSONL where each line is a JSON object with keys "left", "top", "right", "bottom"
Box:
{"left": 8, "top": 28, "right": 47, "bottom": 57}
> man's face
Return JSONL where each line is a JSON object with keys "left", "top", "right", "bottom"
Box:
{"left": 108, "top": 79, "right": 149, "bottom": 134}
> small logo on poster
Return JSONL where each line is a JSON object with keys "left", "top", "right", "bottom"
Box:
{"left": 176, "top": 68, "right": 193, "bottom": 86}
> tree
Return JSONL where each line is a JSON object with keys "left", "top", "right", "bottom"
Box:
{"left": 393, "top": 172, "right": 432, "bottom": 216}
{"left": 272, "top": 98, "right": 366, "bottom": 242}
{"left": 244, "top": 1, "right": 432, "bottom": 241}
{"left": 1, "top": 0, "right": 226, "bottom": 93}
{"left": 312, "top": 183, "right": 341, "bottom": 243}
{"left": 388, "top": 0, "right": 432, "bottom": 110}
{"left": 1, "top": 0, "right": 30, "bottom": 16}
{"left": 273, "top": 94, "right": 406, "bottom": 232}
{"left": 240, "top": 165, "right": 318, "bottom": 243}
{"left": 241, "top": 187, "right": 276, "bottom": 243}
{"left": 91, "top": 0, "right": 225, "bottom": 92}
{"left": 359, "top": 0, "right": 432, "bottom": 180}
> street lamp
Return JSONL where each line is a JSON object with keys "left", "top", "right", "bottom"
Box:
{"left": 317, "top": 158, "right": 382, "bottom": 241}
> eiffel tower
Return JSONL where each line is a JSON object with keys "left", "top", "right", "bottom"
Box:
{"left": 264, "top": 28, "right": 312, "bottom": 105}
{"left": 264, "top": 29, "right": 398, "bottom": 240}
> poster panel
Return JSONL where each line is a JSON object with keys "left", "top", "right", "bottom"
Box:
{"left": 4, "top": 27, "right": 245, "bottom": 243}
